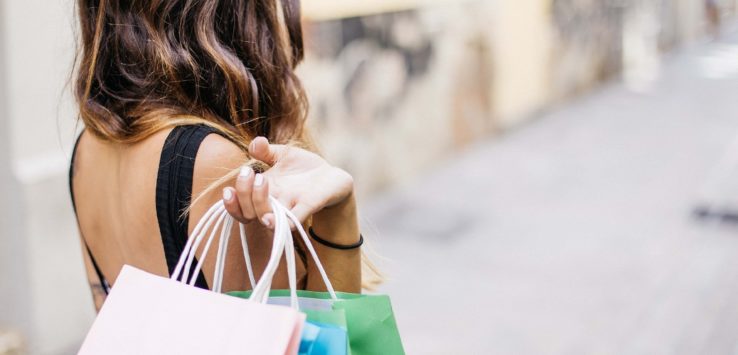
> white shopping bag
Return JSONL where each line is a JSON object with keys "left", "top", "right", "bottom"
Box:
{"left": 79, "top": 199, "right": 306, "bottom": 355}
{"left": 79, "top": 265, "right": 304, "bottom": 355}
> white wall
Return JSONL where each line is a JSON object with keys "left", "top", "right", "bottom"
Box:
{"left": 0, "top": 0, "right": 33, "bottom": 348}
{"left": 2, "top": 1, "right": 95, "bottom": 353}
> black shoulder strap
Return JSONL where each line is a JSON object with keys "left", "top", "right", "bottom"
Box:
{"left": 156, "top": 125, "right": 223, "bottom": 290}
{"left": 69, "top": 131, "right": 111, "bottom": 294}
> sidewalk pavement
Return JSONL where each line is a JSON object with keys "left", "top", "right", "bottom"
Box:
{"left": 365, "top": 32, "right": 738, "bottom": 354}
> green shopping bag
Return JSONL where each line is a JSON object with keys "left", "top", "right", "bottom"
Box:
{"left": 228, "top": 198, "right": 405, "bottom": 354}
{"left": 229, "top": 290, "right": 404, "bottom": 355}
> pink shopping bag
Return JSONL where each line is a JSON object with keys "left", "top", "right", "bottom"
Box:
{"left": 79, "top": 265, "right": 305, "bottom": 355}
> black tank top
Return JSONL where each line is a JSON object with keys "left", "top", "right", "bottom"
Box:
{"left": 69, "top": 125, "right": 221, "bottom": 294}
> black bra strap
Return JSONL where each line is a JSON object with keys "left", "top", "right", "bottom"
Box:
{"left": 69, "top": 131, "right": 111, "bottom": 294}
{"left": 70, "top": 125, "right": 225, "bottom": 293}
{"left": 157, "top": 125, "right": 223, "bottom": 289}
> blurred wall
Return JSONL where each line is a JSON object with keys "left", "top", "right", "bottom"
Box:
{"left": 0, "top": 0, "right": 726, "bottom": 353}
{"left": 1, "top": 0, "right": 95, "bottom": 354}
{"left": 301, "top": 0, "right": 714, "bottom": 199}
{"left": 0, "top": 0, "right": 32, "bottom": 351}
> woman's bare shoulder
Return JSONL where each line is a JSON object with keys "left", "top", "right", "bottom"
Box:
{"left": 189, "top": 133, "right": 248, "bottom": 219}
{"left": 194, "top": 133, "right": 248, "bottom": 182}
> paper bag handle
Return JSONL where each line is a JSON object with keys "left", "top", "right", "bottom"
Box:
{"left": 171, "top": 196, "right": 339, "bottom": 302}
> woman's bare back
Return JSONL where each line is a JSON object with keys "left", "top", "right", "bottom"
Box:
{"left": 71, "top": 126, "right": 306, "bottom": 310}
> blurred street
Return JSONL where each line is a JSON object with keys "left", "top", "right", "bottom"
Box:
{"left": 367, "top": 30, "right": 738, "bottom": 354}
{"left": 5, "top": 2, "right": 738, "bottom": 353}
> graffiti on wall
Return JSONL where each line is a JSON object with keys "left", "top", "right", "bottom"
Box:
{"left": 300, "top": 4, "right": 495, "bottom": 194}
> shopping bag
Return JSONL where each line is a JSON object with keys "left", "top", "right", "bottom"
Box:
{"left": 300, "top": 321, "right": 349, "bottom": 355}
{"left": 78, "top": 265, "right": 305, "bottom": 355}
{"left": 303, "top": 308, "right": 351, "bottom": 355}
{"left": 229, "top": 198, "right": 405, "bottom": 355}
{"left": 79, "top": 200, "right": 306, "bottom": 355}
{"left": 163, "top": 196, "right": 349, "bottom": 355}
{"left": 230, "top": 289, "right": 403, "bottom": 355}
{"left": 300, "top": 322, "right": 322, "bottom": 354}
{"left": 167, "top": 196, "right": 340, "bottom": 355}
{"left": 299, "top": 321, "right": 348, "bottom": 355}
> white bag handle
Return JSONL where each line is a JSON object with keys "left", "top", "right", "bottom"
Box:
{"left": 188, "top": 211, "right": 227, "bottom": 286}
{"left": 171, "top": 202, "right": 223, "bottom": 282}
{"left": 211, "top": 218, "right": 258, "bottom": 293}
{"left": 282, "top": 205, "right": 338, "bottom": 299}
{"left": 249, "top": 198, "right": 291, "bottom": 303}
{"left": 212, "top": 214, "right": 232, "bottom": 293}
{"left": 172, "top": 201, "right": 255, "bottom": 291}
{"left": 248, "top": 197, "right": 338, "bottom": 303}
{"left": 171, "top": 196, "right": 339, "bottom": 303}
{"left": 171, "top": 204, "right": 227, "bottom": 284}
{"left": 249, "top": 198, "right": 300, "bottom": 308}
{"left": 209, "top": 211, "right": 258, "bottom": 293}
{"left": 187, "top": 197, "right": 298, "bottom": 307}
{"left": 239, "top": 223, "right": 257, "bottom": 288}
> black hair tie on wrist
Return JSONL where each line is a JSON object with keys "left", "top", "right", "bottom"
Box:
{"left": 308, "top": 227, "right": 364, "bottom": 250}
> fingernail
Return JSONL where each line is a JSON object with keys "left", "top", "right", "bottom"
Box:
{"left": 254, "top": 174, "right": 264, "bottom": 187}
{"left": 261, "top": 216, "right": 271, "bottom": 228}
{"left": 222, "top": 188, "right": 233, "bottom": 201}
{"left": 239, "top": 166, "right": 252, "bottom": 178}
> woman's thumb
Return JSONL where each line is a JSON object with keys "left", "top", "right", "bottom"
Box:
{"left": 249, "top": 137, "right": 279, "bottom": 165}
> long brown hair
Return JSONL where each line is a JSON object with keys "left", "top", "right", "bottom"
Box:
{"left": 74, "top": 0, "right": 383, "bottom": 289}
{"left": 75, "top": 0, "right": 309, "bottom": 147}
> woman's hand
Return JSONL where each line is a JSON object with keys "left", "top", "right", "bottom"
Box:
{"left": 221, "top": 136, "right": 354, "bottom": 233}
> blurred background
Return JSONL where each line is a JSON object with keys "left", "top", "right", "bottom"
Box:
{"left": 3, "top": 0, "right": 738, "bottom": 353}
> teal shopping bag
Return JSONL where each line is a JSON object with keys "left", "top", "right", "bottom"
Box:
{"left": 229, "top": 290, "right": 404, "bottom": 355}
{"left": 300, "top": 321, "right": 348, "bottom": 355}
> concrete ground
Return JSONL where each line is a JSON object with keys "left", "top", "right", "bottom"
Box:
{"left": 366, "top": 32, "right": 738, "bottom": 354}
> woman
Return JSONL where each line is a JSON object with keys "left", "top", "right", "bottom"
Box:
{"left": 69, "top": 0, "right": 365, "bottom": 311}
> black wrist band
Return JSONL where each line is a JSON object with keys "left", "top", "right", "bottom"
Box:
{"left": 308, "top": 227, "right": 364, "bottom": 250}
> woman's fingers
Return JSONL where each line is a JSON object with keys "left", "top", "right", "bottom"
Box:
{"left": 251, "top": 173, "right": 273, "bottom": 228}
{"left": 223, "top": 167, "right": 277, "bottom": 228}
{"left": 226, "top": 174, "right": 316, "bottom": 230}
{"left": 235, "top": 166, "right": 257, "bottom": 220}
{"left": 222, "top": 187, "right": 248, "bottom": 223}
{"left": 249, "top": 136, "right": 288, "bottom": 166}
{"left": 222, "top": 166, "right": 257, "bottom": 224}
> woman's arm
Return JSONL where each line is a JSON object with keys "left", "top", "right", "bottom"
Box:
{"left": 307, "top": 193, "right": 362, "bottom": 293}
